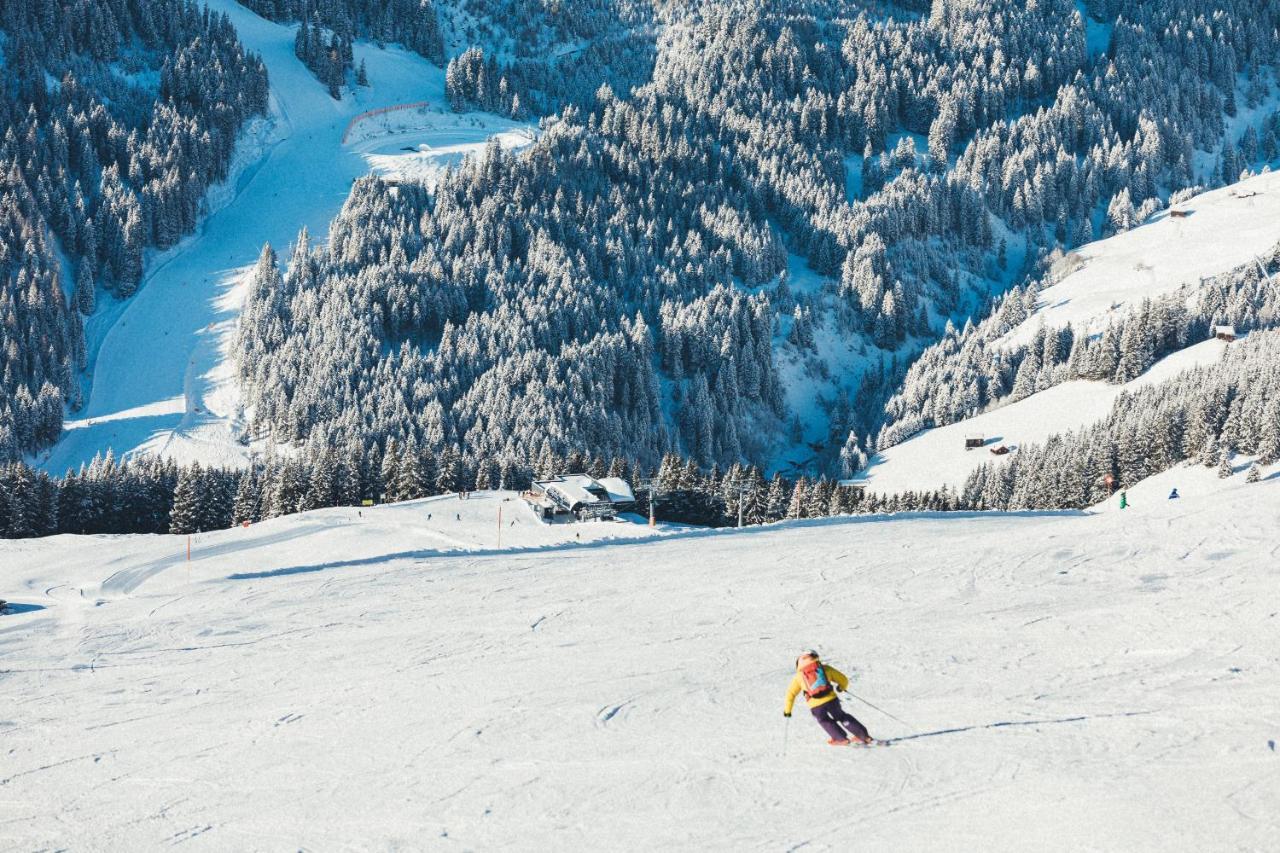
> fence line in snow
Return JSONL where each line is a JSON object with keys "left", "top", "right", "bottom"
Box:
{"left": 341, "top": 100, "right": 433, "bottom": 145}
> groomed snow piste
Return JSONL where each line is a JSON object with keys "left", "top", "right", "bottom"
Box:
{"left": 2, "top": 485, "right": 1277, "bottom": 850}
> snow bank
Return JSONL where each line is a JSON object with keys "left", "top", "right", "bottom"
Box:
{"left": 2, "top": 483, "right": 1277, "bottom": 849}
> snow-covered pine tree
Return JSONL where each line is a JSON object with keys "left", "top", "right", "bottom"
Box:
{"left": 170, "top": 465, "right": 203, "bottom": 534}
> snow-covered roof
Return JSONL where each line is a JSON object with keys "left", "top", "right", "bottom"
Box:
{"left": 597, "top": 477, "right": 635, "bottom": 503}
{"left": 1215, "top": 325, "right": 1237, "bottom": 336}
{"left": 534, "top": 474, "right": 615, "bottom": 509}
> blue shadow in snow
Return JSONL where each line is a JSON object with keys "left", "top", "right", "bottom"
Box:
{"left": 224, "top": 508, "right": 1087, "bottom": 582}
{"left": 1, "top": 602, "right": 47, "bottom": 615}
{"left": 883, "top": 709, "right": 1153, "bottom": 744}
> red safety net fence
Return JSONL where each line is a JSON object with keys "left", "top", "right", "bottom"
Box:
{"left": 341, "top": 100, "right": 432, "bottom": 144}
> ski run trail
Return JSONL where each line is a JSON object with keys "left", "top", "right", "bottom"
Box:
{"left": 39, "top": 0, "right": 533, "bottom": 476}
{"left": 2, "top": 479, "right": 1277, "bottom": 850}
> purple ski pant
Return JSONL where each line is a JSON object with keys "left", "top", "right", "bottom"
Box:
{"left": 810, "top": 698, "right": 869, "bottom": 742}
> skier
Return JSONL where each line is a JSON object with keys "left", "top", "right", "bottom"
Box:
{"left": 783, "top": 650, "right": 873, "bottom": 746}
{"left": 1119, "top": 491, "right": 1129, "bottom": 509}
{"left": 1168, "top": 488, "right": 1179, "bottom": 499}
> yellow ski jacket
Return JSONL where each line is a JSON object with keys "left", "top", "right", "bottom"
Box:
{"left": 784, "top": 664, "right": 849, "bottom": 714}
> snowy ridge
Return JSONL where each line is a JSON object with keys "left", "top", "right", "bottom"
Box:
{"left": 1, "top": 482, "right": 1277, "bottom": 848}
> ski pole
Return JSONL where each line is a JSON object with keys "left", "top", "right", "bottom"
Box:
{"left": 782, "top": 715, "right": 790, "bottom": 756}
{"left": 845, "top": 691, "right": 910, "bottom": 727}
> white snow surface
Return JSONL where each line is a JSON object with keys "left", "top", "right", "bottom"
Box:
{"left": 39, "top": 0, "right": 532, "bottom": 476}
{"left": 1003, "top": 169, "right": 1280, "bottom": 349}
{"left": 2, "top": 486, "right": 1278, "bottom": 849}
{"left": 863, "top": 338, "right": 1233, "bottom": 494}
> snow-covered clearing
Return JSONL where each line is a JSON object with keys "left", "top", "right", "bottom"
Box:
{"left": 356, "top": 114, "right": 535, "bottom": 189}
{"left": 2, "top": 484, "right": 1277, "bottom": 849}
{"left": 862, "top": 171, "right": 1280, "bottom": 496}
{"left": 862, "top": 338, "right": 1233, "bottom": 494}
{"left": 39, "top": 1, "right": 533, "bottom": 476}
{"left": 1003, "top": 169, "right": 1280, "bottom": 349}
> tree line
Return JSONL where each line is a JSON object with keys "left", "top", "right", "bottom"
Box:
{"left": 0, "top": 443, "right": 950, "bottom": 539}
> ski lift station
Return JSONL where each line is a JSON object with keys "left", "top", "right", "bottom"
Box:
{"left": 524, "top": 474, "right": 636, "bottom": 522}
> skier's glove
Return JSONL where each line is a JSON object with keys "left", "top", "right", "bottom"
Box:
{"left": 783, "top": 712, "right": 791, "bottom": 718}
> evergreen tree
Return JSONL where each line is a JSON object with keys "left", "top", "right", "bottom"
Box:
{"left": 170, "top": 465, "right": 203, "bottom": 534}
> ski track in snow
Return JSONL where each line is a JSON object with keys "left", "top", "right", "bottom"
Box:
{"left": 39, "top": 0, "right": 533, "bottom": 476}
{"left": 0, "top": 486, "right": 1277, "bottom": 849}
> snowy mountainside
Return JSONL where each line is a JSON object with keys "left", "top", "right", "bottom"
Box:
{"left": 865, "top": 337, "right": 1238, "bottom": 495}
{"left": 2, "top": 481, "right": 1277, "bottom": 848}
{"left": 1002, "top": 170, "right": 1280, "bottom": 349}
{"left": 35, "top": 0, "right": 534, "bottom": 477}
{"left": 864, "top": 173, "right": 1280, "bottom": 496}
{"left": 222, "top": 0, "right": 1280, "bottom": 487}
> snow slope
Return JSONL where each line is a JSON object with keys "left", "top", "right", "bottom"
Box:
{"left": 862, "top": 337, "right": 1233, "bottom": 494}
{"left": 39, "top": 1, "right": 533, "bottom": 476}
{"left": 864, "top": 171, "right": 1280, "bottom": 495}
{"left": 2, "top": 485, "right": 1278, "bottom": 849}
{"left": 1004, "top": 169, "right": 1280, "bottom": 349}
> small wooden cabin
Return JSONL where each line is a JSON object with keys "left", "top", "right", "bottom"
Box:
{"left": 1214, "top": 325, "right": 1237, "bottom": 343}
{"left": 964, "top": 435, "right": 985, "bottom": 450}
{"left": 1169, "top": 208, "right": 1191, "bottom": 219}
{"left": 990, "top": 445, "right": 1010, "bottom": 456}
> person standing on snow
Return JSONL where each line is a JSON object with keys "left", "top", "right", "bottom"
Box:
{"left": 1168, "top": 488, "right": 1179, "bottom": 499}
{"left": 783, "top": 650, "right": 873, "bottom": 746}
{"left": 1119, "top": 491, "right": 1129, "bottom": 509}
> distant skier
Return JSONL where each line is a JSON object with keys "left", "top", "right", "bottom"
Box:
{"left": 1119, "top": 491, "right": 1129, "bottom": 509}
{"left": 783, "top": 650, "right": 873, "bottom": 746}
{"left": 1168, "top": 488, "right": 1179, "bottom": 499}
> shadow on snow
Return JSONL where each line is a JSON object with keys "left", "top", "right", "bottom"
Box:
{"left": 223, "top": 508, "right": 1087, "bottom": 582}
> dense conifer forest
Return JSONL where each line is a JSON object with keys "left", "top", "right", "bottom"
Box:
{"left": 237, "top": 0, "right": 1280, "bottom": 487}
{"left": 0, "top": 0, "right": 268, "bottom": 460}
{"left": 3, "top": 0, "right": 1280, "bottom": 536}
